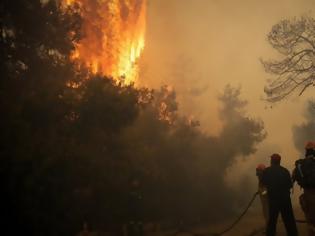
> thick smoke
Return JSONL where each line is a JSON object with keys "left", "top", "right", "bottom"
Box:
{"left": 293, "top": 100, "right": 315, "bottom": 153}
{"left": 119, "top": 85, "right": 266, "bottom": 223}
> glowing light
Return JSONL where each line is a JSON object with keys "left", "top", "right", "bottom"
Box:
{"left": 64, "top": 0, "right": 146, "bottom": 85}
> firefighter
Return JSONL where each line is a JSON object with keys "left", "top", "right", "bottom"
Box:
{"left": 256, "top": 164, "right": 269, "bottom": 227}
{"left": 292, "top": 141, "right": 315, "bottom": 236}
{"left": 126, "top": 176, "right": 144, "bottom": 236}
{"left": 261, "top": 153, "right": 298, "bottom": 236}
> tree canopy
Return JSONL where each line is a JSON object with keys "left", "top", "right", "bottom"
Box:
{"left": 1, "top": 1, "right": 265, "bottom": 235}
{"left": 262, "top": 16, "right": 315, "bottom": 102}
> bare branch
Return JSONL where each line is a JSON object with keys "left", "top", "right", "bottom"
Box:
{"left": 262, "top": 16, "right": 315, "bottom": 102}
{"left": 298, "top": 35, "right": 315, "bottom": 49}
{"left": 299, "top": 82, "right": 313, "bottom": 96}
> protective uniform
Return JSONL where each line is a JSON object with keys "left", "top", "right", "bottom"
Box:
{"left": 293, "top": 141, "right": 315, "bottom": 236}
{"left": 256, "top": 164, "right": 269, "bottom": 227}
{"left": 261, "top": 153, "right": 298, "bottom": 236}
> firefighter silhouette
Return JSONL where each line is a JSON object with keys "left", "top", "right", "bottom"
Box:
{"left": 293, "top": 141, "right": 315, "bottom": 236}
{"left": 261, "top": 153, "right": 298, "bottom": 236}
{"left": 256, "top": 164, "right": 269, "bottom": 228}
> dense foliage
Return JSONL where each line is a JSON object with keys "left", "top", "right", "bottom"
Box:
{"left": 1, "top": 1, "right": 265, "bottom": 235}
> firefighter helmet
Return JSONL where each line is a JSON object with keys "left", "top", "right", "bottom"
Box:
{"left": 270, "top": 153, "right": 281, "bottom": 161}
{"left": 256, "top": 164, "right": 266, "bottom": 171}
{"left": 305, "top": 141, "right": 315, "bottom": 150}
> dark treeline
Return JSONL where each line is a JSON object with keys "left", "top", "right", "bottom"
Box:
{"left": 1, "top": 1, "right": 266, "bottom": 235}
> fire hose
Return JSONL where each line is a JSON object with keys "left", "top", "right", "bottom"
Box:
{"left": 172, "top": 191, "right": 259, "bottom": 236}
{"left": 171, "top": 191, "right": 307, "bottom": 236}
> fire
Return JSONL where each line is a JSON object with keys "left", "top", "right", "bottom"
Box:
{"left": 64, "top": 0, "right": 146, "bottom": 85}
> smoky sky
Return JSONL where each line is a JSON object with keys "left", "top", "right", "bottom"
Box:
{"left": 142, "top": 2, "right": 315, "bottom": 134}
{"left": 140, "top": 0, "right": 315, "bottom": 189}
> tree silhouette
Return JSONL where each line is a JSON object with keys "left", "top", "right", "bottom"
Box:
{"left": 261, "top": 16, "right": 315, "bottom": 102}
{"left": 1, "top": 1, "right": 266, "bottom": 235}
{"left": 1, "top": 1, "right": 91, "bottom": 235}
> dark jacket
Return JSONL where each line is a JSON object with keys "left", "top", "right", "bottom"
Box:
{"left": 261, "top": 165, "right": 292, "bottom": 198}
{"left": 293, "top": 155, "right": 315, "bottom": 189}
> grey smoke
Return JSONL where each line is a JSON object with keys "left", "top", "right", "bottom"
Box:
{"left": 119, "top": 85, "right": 266, "bottom": 223}
{"left": 292, "top": 100, "right": 315, "bottom": 154}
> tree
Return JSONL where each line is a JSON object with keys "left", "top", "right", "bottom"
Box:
{"left": 261, "top": 16, "right": 315, "bottom": 102}
{"left": 1, "top": 1, "right": 266, "bottom": 234}
{"left": 0, "top": 1, "right": 143, "bottom": 235}
{"left": 293, "top": 100, "right": 315, "bottom": 152}
{"left": 0, "top": 0, "right": 82, "bottom": 235}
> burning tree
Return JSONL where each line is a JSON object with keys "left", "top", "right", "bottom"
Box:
{"left": 63, "top": 0, "right": 147, "bottom": 85}
{"left": 1, "top": 1, "right": 266, "bottom": 235}
{"left": 261, "top": 16, "right": 315, "bottom": 102}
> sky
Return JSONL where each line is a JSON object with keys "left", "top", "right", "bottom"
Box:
{"left": 140, "top": 0, "right": 315, "bottom": 200}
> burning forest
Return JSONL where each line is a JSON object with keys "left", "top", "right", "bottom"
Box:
{"left": 1, "top": 0, "right": 314, "bottom": 236}
{"left": 64, "top": 0, "right": 146, "bottom": 84}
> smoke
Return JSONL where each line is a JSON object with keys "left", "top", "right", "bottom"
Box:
{"left": 292, "top": 100, "right": 315, "bottom": 154}
{"left": 119, "top": 85, "right": 265, "bottom": 223}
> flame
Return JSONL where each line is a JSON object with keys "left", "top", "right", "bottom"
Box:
{"left": 64, "top": 0, "right": 146, "bottom": 85}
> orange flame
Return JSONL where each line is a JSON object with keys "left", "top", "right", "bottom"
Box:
{"left": 64, "top": 0, "right": 146, "bottom": 85}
